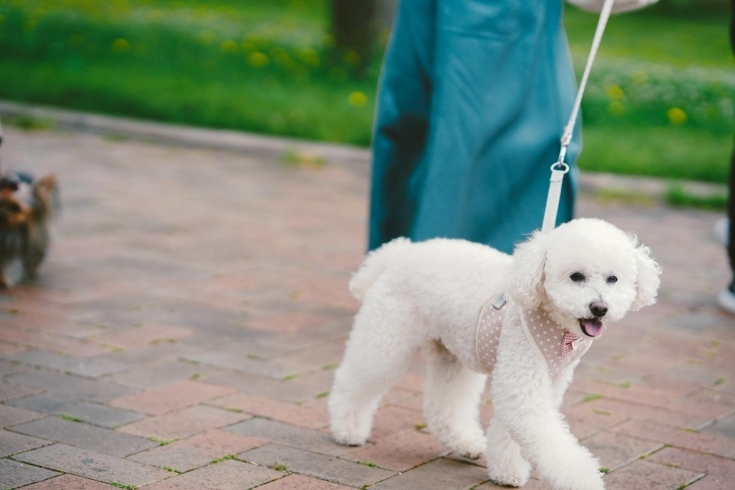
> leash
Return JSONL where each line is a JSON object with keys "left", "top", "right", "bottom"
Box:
{"left": 492, "top": 0, "right": 616, "bottom": 311}
{"left": 541, "top": 0, "right": 616, "bottom": 233}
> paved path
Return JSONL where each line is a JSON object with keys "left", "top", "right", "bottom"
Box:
{"left": 0, "top": 126, "right": 733, "bottom": 490}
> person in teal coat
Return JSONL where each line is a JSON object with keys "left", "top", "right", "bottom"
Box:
{"left": 369, "top": 0, "right": 581, "bottom": 253}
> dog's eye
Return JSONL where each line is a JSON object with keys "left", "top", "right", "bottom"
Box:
{"left": 570, "top": 272, "right": 585, "bottom": 283}
{"left": 607, "top": 276, "right": 618, "bottom": 284}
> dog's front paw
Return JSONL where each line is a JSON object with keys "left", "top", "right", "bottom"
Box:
{"left": 331, "top": 430, "right": 367, "bottom": 447}
{"left": 539, "top": 449, "right": 605, "bottom": 490}
{"left": 456, "top": 437, "right": 487, "bottom": 460}
{"left": 486, "top": 454, "right": 531, "bottom": 487}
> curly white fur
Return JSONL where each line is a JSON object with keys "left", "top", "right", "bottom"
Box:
{"left": 329, "top": 218, "right": 661, "bottom": 489}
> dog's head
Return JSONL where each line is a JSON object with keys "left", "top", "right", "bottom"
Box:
{"left": 0, "top": 173, "right": 58, "bottom": 229}
{"left": 506, "top": 218, "right": 661, "bottom": 338}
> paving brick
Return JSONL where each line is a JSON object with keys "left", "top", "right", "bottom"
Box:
{"left": 580, "top": 431, "right": 662, "bottom": 471}
{"left": 0, "top": 457, "right": 59, "bottom": 489}
{"left": 563, "top": 401, "right": 630, "bottom": 440}
{"left": 179, "top": 333, "right": 289, "bottom": 359}
{"left": 0, "top": 324, "right": 110, "bottom": 357}
{"left": 241, "top": 443, "right": 395, "bottom": 487}
{"left": 92, "top": 323, "right": 195, "bottom": 349}
{"left": 8, "top": 314, "right": 103, "bottom": 339}
{"left": 343, "top": 428, "right": 448, "bottom": 471}
{"left": 184, "top": 350, "right": 298, "bottom": 379}
{"left": 0, "top": 429, "right": 52, "bottom": 457}
{"left": 5, "top": 369, "right": 136, "bottom": 401}
{"left": 0, "top": 380, "right": 41, "bottom": 401}
{"left": 269, "top": 340, "right": 346, "bottom": 372}
{"left": 130, "top": 429, "right": 267, "bottom": 472}
{"left": 256, "top": 474, "right": 351, "bottom": 490}
{"left": 579, "top": 396, "right": 713, "bottom": 430}
{"left": 611, "top": 419, "right": 735, "bottom": 458}
{"left": 668, "top": 389, "right": 735, "bottom": 419}
{"left": 118, "top": 405, "right": 249, "bottom": 440}
{"left": 225, "top": 417, "right": 348, "bottom": 457}
{"left": 21, "top": 474, "right": 114, "bottom": 489}
{"left": 474, "top": 479, "right": 527, "bottom": 489}
{"left": 702, "top": 412, "right": 735, "bottom": 439}
{"left": 142, "top": 459, "right": 283, "bottom": 489}
{"left": 0, "top": 358, "right": 28, "bottom": 377}
{"left": 111, "top": 360, "right": 212, "bottom": 389}
{"left": 0, "top": 340, "right": 26, "bottom": 356}
{"left": 13, "top": 443, "right": 171, "bottom": 485}
{"left": 7, "top": 350, "right": 128, "bottom": 378}
{"left": 685, "top": 474, "right": 732, "bottom": 490}
{"left": 369, "top": 457, "right": 490, "bottom": 490}
{"left": 207, "top": 393, "right": 330, "bottom": 429}
{"left": 370, "top": 404, "right": 426, "bottom": 442}
{"left": 602, "top": 460, "right": 703, "bottom": 490}
{"left": 108, "top": 379, "right": 234, "bottom": 415}
{"left": 0, "top": 404, "right": 45, "bottom": 427}
{"left": 101, "top": 341, "right": 204, "bottom": 366}
{"left": 11, "top": 415, "right": 156, "bottom": 457}
{"left": 5, "top": 392, "right": 144, "bottom": 428}
{"left": 203, "top": 369, "right": 326, "bottom": 403}
{"left": 647, "top": 446, "right": 735, "bottom": 478}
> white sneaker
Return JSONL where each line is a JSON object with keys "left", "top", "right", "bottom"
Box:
{"left": 714, "top": 217, "right": 729, "bottom": 247}
{"left": 718, "top": 286, "right": 735, "bottom": 315}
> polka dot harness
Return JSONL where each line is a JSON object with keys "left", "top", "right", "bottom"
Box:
{"left": 475, "top": 301, "right": 592, "bottom": 378}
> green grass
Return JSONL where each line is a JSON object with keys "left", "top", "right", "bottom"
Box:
{"left": 665, "top": 182, "right": 727, "bottom": 210}
{"left": 59, "top": 413, "right": 83, "bottom": 422}
{"left": 580, "top": 126, "right": 732, "bottom": 183}
{"left": 0, "top": 0, "right": 732, "bottom": 182}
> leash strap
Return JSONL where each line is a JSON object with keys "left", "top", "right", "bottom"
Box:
{"left": 541, "top": 0, "right": 616, "bottom": 233}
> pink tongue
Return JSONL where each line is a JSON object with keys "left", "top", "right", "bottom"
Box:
{"left": 581, "top": 318, "right": 604, "bottom": 337}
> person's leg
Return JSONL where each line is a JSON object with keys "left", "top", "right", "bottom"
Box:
{"left": 718, "top": 0, "right": 735, "bottom": 312}
{"left": 368, "top": 0, "right": 436, "bottom": 250}
{"left": 728, "top": 142, "right": 735, "bottom": 290}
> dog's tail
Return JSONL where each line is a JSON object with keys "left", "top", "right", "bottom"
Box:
{"left": 349, "top": 237, "right": 411, "bottom": 301}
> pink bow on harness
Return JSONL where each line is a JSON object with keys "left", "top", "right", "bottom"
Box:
{"left": 561, "top": 332, "right": 581, "bottom": 356}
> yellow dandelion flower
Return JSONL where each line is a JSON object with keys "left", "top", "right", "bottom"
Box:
{"left": 220, "top": 40, "right": 238, "bottom": 54}
{"left": 249, "top": 52, "right": 269, "bottom": 67}
{"left": 348, "top": 92, "right": 368, "bottom": 108}
{"left": 608, "top": 101, "right": 625, "bottom": 117}
{"left": 667, "top": 107, "right": 687, "bottom": 125}
{"left": 631, "top": 71, "right": 647, "bottom": 85}
{"left": 112, "top": 38, "right": 131, "bottom": 53}
{"left": 299, "top": 48, "right": 319, "bottom": 67}
{"left": 196, "top": 30, "right": 216, "bottom": 45}
{"left": 343, "top": 51, "right": 361, "bottom": 66}
{"left": 605, "top": 84, "right": 624, "bottom": 100}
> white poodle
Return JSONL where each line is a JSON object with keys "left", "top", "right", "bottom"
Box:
{"left": 329, "top": 218, "right": 661, "bottom": 490}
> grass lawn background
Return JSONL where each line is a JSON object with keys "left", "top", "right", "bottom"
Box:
{"left": 0, "top": 0, "right": 732, "bottom": 183}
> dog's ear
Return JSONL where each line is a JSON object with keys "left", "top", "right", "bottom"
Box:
{"left": 506, "top": 230, "right": 548, "bottom": 309}
{"left": 630, "top": 240, "right": 661, "bottom": 311}
{"left": 33, "top": 174, "right": 60, "bottom": 219}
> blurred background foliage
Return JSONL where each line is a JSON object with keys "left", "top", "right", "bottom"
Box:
{"left": 0, "top": 0, "right": 731, "bottom": 183}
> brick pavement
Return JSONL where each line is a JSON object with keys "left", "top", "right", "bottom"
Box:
{"left": 0, "top": 125, "right": 733, "bottom": 489}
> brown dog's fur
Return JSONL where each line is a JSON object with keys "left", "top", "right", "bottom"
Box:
{"left": 0, "top": 173, "right": 58, "bottom": 288}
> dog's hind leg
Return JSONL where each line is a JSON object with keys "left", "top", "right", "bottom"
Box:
{"left": 422, "top": 340, "right": 487, "bottom": 459}
{"left": 485, "top": 418, "right": 531, "bottom": 487}
{"left": 329, "top": 296, "right": 419, "bottom": 446}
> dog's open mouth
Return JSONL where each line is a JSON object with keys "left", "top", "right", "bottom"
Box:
{"left": 579, "top": 317, "right": 604, "bottom": 337}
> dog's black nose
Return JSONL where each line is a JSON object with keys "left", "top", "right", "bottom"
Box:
{"left": 590, "top": 301, "right": 608, "bottom": 318}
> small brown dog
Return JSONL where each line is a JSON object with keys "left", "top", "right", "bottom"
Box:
{"left": 0, "top": 171, "right": 59, "bottom": 288}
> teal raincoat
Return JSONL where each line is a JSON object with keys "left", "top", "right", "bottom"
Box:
{"left": 369, "top": 0, "right": 580, "bottom": 253}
